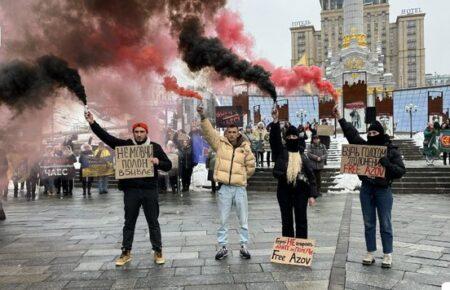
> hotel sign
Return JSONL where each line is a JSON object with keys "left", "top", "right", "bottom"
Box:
{"left": 401, "top": 8, "right": 422, "bottom": 15}
{"left": 292, "top": 20, "right": 311, "bottom": 27}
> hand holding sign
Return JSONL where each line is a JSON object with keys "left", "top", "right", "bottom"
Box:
{"left": 151, "top": 158, "right": 159, "bottom": 165}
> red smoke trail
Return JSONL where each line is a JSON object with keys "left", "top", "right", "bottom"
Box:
{"left": 256, "top": 61, "right": 339, "bottom": 101}
{"left": 214, "top": 9, "right": 254, "bottom": 58}
{"left": 214, "top": 9, "right": 339, "bottom": 101}
{"left": 163, "top": 76, "right": 203, "bottom": 100}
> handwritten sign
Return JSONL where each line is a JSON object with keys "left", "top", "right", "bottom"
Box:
{"left": 82, "top": 156, "right": 114, "bottom": 177}
{"left": 317, "top": 125, "right": 334, "bottom": 136}
{"left": 271, "top": 237, "right": 315, "bottom": 267}
{"left": 215, "top": 106, "right": 243, "bottom": 128}
{"left": 340, "top": 144, "right": 387, "bottom": 178}
{"left": 115, "top": 145, "right": 154, "bottom": 179}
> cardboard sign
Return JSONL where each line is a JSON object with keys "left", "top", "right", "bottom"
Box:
{"left": 215, "top": 106, "right": 243, "bottom": 128}
{"left": 82, "top": 156, "right": 114, "bottom": 177}
{"left": 340, "top": 144, "right": 387, "bottom": 178}
{"left": 115, "top": 145, "right": 154, "bottom": 179}
{"left": 40, "top": 165, "right": 76, "bottom": 179}
{"left": 317, "top": 125, "right": 334, "bottom": 136}
{"left": 271, "top": 237, "right": 315, "bottom": 267}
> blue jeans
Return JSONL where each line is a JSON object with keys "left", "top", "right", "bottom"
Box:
{"left": 360, "top": 182, "right": 393, "bottom": 254}
{"left": 98, "top": 176, "right": 109, "bottom": 192}
{"left": 217, "top": 185, "right": 249, "bottom": 246}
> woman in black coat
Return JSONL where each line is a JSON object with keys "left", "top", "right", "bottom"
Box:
{"left": 270, "top": 109, "right": 318, "bottom": 239}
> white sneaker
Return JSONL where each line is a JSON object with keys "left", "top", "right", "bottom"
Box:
{"left": 382, "top": 254, "right": 392, "bottom": 268}
{"left": 362, "top": 252, "right": 375, "bottom": 265}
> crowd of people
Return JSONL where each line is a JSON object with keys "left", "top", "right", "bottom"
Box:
{"left": 0, "top": 104, "right": 409, "bottom": 271}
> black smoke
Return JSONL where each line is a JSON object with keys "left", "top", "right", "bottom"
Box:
{"left": 0, "top": 55, "right": 87, "bottom": 113}
{"left": 179, "top": 18, "right": 277, "bottom": 102}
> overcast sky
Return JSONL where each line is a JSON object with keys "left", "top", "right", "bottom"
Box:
{"left": 227, "top": 0, "right": 449, "bottom": 75}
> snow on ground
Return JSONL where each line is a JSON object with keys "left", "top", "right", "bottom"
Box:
{"left": 191, "top": 163, "right": 209, "bottom": 190}
{"left": 330, "top": 173, "right": 361, "bottom": 192}
{"left": 412, "top": 132, "right": 424, "bottom": 148}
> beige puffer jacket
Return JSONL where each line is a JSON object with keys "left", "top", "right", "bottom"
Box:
{"left": 201, "top": 118, "right": 256, "bottom": 187}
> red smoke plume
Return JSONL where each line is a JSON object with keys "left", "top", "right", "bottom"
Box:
{"left": 255, "top": 60, "right": 339, "bottom": 100}
{"left": 214, "top": 9, "right": 339, "bottom": 101}
{"left": 214, "top": 9, "right": 254, "bottom": 58}
{"left": 163, "top": 76, "right": 203, "bottom": 100}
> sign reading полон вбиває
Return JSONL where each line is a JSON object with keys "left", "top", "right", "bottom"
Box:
{"left": 115, "top": 145, "right": 154, "bottom": 179}
{"left": 340, "top": 144, "right": 387, "bottom": 178}
{"left": 271, "top": 237, "right": 315, "bottom": 267}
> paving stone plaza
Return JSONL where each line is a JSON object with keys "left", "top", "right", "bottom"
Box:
{"left": 0, "top": 188, "right": 448, "bottom": 289}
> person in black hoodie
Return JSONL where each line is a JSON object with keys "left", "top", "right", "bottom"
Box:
{"left": 85, "top": 111, "right": 172, "bottom": 267}
{"left": 270, "top": 109, "right": 318, "bottom": 239}
{"left": 332, "top": 105, "right": 405, "bottom": 269}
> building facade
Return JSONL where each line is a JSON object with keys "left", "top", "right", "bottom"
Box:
{"left": 291, "top": 0, "right": 425, "bottom": 89}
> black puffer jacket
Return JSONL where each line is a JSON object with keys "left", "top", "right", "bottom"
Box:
{"left": 339, "top": 118, "right": 406, "bottom": 187}
{"left": 90, "top": 121, "right": 172, "bottom": 190}
{"left": 270, "top": 122, "right": 318, "bottom": 198}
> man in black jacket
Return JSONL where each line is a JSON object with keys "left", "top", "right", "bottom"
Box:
{"left": 85, "top": 112, "right": 172, "bottom": 266}
{"left": 332, "top": 106, "right": 405, "bottom": 269}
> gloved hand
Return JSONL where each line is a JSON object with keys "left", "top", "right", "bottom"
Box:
{"left": 379, "top": 156, "right": 390, "bottom": 167}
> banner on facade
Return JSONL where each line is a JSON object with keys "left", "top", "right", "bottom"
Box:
{"left": 115, "top": 145, "right": 154, "bottom": 179}
{"left": 271, "top": 237, "right": 315, "bottom": 267}
{"left": 340, "top": 144, "right": 387, "bottom": 178}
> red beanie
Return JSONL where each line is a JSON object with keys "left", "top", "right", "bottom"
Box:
{"left": 132, "top": 122, "right": 149, "bottom": 133}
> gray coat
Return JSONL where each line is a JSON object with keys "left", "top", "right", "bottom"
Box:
{"left": 307, "top": 143, "right": 328, "bottom": 170}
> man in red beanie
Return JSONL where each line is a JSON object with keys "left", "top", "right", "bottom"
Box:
{"left": 85, "top": 112, "right": 172, "bottom": 266}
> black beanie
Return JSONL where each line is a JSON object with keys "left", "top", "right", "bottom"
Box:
{"left": 368, "top": 121, "right": 384, "bottom": 135}
{"left": 285, "top": 125, "right": 299, "bottom": 138}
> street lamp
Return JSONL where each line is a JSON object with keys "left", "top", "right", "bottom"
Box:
{"left": 405, "top": 103, "right": 418, "bottom": 138}
{"left": 297, "top": 109, "right": 308, "bottom": 125}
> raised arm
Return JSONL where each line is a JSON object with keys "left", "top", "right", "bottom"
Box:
{"left": 85, "top": 111, "right": 128, "bottom": 149}
{"left": 197, "top": 105, "right": 221, "bottom": 152}
{"left": 332, "top": 105, "right": 366, "bottom": 145}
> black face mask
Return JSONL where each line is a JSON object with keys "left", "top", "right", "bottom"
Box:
{"left": 367, "top": 134, "right": 385, "bottom": 145}
{"left": 285, "top": 139, "right": 299, "bottom": 152}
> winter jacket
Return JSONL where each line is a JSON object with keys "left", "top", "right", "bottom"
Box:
{"left": 90, "top": 121, "right": 172, "bottom": 190}
{"left": 270, "top": 122, "right": 318, "bottom": 198}
{"left": 201, "top": 118, "right": 256, "bottom": 186}
{"left": 307, "top": 143, "right": 328, "bottom": 170}
{"left": 79, "top": 150, "right": 93, "bottom": 169}
{"left": 180, "top": 145, "right": 197, "bottom": 171}
{"left": 252, "top": 126, "right": 268, "bottom": 152}
{"left": 339, "top": 118, "right": 406, "bottom": 188}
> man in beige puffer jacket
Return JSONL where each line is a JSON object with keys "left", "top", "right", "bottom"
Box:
{"left": 197, "top": 105, "right": 256, "bottom": 260}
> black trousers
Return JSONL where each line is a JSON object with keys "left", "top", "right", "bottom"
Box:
{"left": 26, "top": 178, "right": 37, "bottom": 197}
{"left": 169, "top": 175, "right": 178, "bottom": 192}
{"left": 266, "top": 151, "right": 271, "bottom": 167}
{"left": 313, "top": 170, "right": 322, "bottom": 194}
{"left": 122, "top": 188, "right": 162, "bottom": 252}
{"left": 443, "top": 152, "right": 448, "bottom": 165}
{"left": 81, "top": 177, "right": 93, "bottom": 192}
{"left": 181, "top": 168, "right": 193, "bottom": 190}
{"left": 277, "top": 186, "right": 309, "bottom": 239}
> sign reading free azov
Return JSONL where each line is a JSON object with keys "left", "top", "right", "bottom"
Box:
{"left": 115, "top": 145, "right": 154, "bottom": 179}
